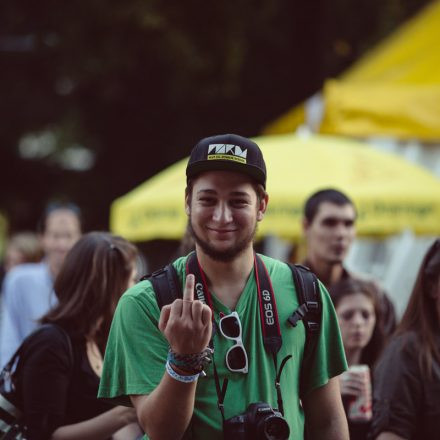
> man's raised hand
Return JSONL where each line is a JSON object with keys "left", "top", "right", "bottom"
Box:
{"left": 158, "top": 274, "right": 212, "bottom": 354}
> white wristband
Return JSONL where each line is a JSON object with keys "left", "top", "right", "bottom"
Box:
{"left": 165, "top": 360, "right": 200, "bottom": 383}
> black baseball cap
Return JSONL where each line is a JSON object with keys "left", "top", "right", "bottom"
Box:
{"left": 186, "top": 134, "right": 267, "bottom": 188}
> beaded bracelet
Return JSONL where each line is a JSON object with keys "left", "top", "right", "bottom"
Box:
{"left": 165, "top": 360, "right": 199, "bottom": 383}
{"left": 167, "top": 347, "right": 213, "bottom": 374}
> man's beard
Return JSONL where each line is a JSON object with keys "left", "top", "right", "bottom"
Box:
{"left": 188, "top": 216, "right": 257, "bottom": 263}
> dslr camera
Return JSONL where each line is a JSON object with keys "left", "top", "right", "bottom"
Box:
{"left": 223, "top": 402, "right": 290, "bottom": 440}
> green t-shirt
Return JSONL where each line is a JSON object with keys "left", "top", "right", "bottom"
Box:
{"left": 98, "top": 254, "right": 347, "bottom": 439}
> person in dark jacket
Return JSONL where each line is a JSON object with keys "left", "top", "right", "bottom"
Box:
{"left": 3, "top": 231, "right": 141, "bottom": 440}
{"left": 371, "top": 238, "right": 440, "bottom": 440}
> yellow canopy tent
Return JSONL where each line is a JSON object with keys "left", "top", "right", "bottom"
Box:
{"left": 264, "top": 1, "right": 440, "bottom": 140}
{"left": 110, "top": 133, "right": 440, "bottom": 242}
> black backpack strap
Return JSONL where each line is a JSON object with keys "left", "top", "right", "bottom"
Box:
{"left": 50, "top": 324, "right": 74, "bottom": 371}
{"left": 287, "top": 264, "right": 322, "bottom": 401}
{"left": 141, "top": 264, "right": 182, "bottom": 309}
{"left": 287, "top": 264, "right": 321, "bottom": 335}
{"left": 0, "top": 324, "right": 74, "bottom": 399}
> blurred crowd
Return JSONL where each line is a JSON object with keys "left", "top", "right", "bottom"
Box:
{"left": 0, "top": 189, "right": 438, "bottom": 440}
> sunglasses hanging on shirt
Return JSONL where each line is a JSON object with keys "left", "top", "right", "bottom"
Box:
{"left": 218, "top": 311, "right": 249, "bottom": 373}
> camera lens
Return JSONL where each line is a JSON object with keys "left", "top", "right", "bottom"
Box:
{"left": 261, "top": 414, "right": 290, "bottom": 440}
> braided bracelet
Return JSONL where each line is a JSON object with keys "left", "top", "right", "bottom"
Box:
{"left": 165, "top": 361, "right": 199, "bottom": 383}
{"left": 167, "top": 347, "right": 213, "bottom": 374}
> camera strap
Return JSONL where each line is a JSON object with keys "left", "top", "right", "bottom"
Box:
{"left": 212, "top": 361, "right": 228, "bottom": 425}
{"left": 275, "top": 355, "right": 292, "bottom": 415}
{"left": 186, "top": 251, "right": 283, "bottom": 356}
{"left": 186, "top": 252, "right": 215, "bottom": 318}
{"left": 187, "top": 252, "right": 290, "bottom": 418}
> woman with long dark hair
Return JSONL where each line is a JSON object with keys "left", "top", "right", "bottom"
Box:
{"left": 371, "top": 238, "right": 440, "bottom": 440}
{"left": 330, "top": 278, "right": 386, "bottom": 440}
{"left": 2, "top": 232, "right": 141, "bottom": 440}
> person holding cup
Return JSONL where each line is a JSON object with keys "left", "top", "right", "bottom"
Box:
{"left": 330, "top": 278, "right": 386, "bottom": 440}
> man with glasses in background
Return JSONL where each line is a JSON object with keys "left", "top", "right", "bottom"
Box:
{"left": 99, "top": 134, "right": 349, "bottom": 439}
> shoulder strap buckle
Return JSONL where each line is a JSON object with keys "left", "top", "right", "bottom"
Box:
{"left": 287, "top": 300, "right": 319, "bottom": 327}
{"left": 307, "top": 321, "right": 319, "bottom": 332}
{"left": 287, "top": 303, "right": 308, "bottom": 327}
{"left": 305, "top": 300, "right": 319, "bottom": 311}
{"left": 287, "top": 264, "right": 321, "bottom": 334}
{"left": 142, "top": 264, "right": 181, "bottom": 309}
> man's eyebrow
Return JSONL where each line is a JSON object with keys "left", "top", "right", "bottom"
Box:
{"left": 196, "top": 189, "right": 217, "bottom": 195}
{"left": 196, "top": 189, "right": 251, "bottom": 197}
{"left": 230, "top": 191, "right": 252, "bottom": 197}
{"left": 322, "top": 216, "right": 355, "bottom": 222}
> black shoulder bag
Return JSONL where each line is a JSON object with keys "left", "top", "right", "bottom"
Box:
{"left": 0, "top": 324, "right": 73, "bottom": 440}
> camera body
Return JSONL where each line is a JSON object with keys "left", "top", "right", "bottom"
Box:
{"left": 223, "top": 402, "right": 290, "bottom": 440}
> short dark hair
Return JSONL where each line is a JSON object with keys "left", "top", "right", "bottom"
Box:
{"left": 37, "top": 201, "right": 83, "bottom": 234}
{"left": 304, "top": 188, "right": 354, "bottom": 223}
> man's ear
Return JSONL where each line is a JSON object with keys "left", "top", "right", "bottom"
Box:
{"left": 302, "top": 217, "right": 310, "bottom": 232}
{"left": 257, "top": 194, "right": 269, "bottom": 221}
{"left": 184, "top": 195, "right": 191, "bottom": 216}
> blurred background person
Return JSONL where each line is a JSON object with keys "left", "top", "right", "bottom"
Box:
{"left": 302, "top": 188, "right": 396, "bottom": 336}
{"left": 371, "top": 238, "right": 440, "bottom": 440}
{"left": 0, "top": 202, "right": 82, "bottom": 368}
{"left": 1, "top": 231, "right": 141, "bottom": 440}
{"left": 330, "top": 278, "right": 386, "bottom": 440}
{"left": 2, "top": 231, "right": 43, "bottom": 274}
{"left": 0, "top": 231, "right": 43, "bottom": 354}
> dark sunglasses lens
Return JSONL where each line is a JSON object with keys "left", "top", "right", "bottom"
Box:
{"left": 227, "top": 346, "right": 246, "bottom": 370}
{"left": 220, "top": 316, "right": 240, "bottom": 338}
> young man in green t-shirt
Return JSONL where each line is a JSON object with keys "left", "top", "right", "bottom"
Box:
{"left": 99, "top": 134, "right": 349, "bottom": 440}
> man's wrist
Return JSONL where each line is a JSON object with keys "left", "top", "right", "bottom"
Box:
{"left": 165, "top": 360, "right": 200, "bottom": 383}
{"left": 169, "top": 362, "right": 198, "bottom": 376}
{"left": 167, "top": 347, "right": 213, "bottom": 375}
